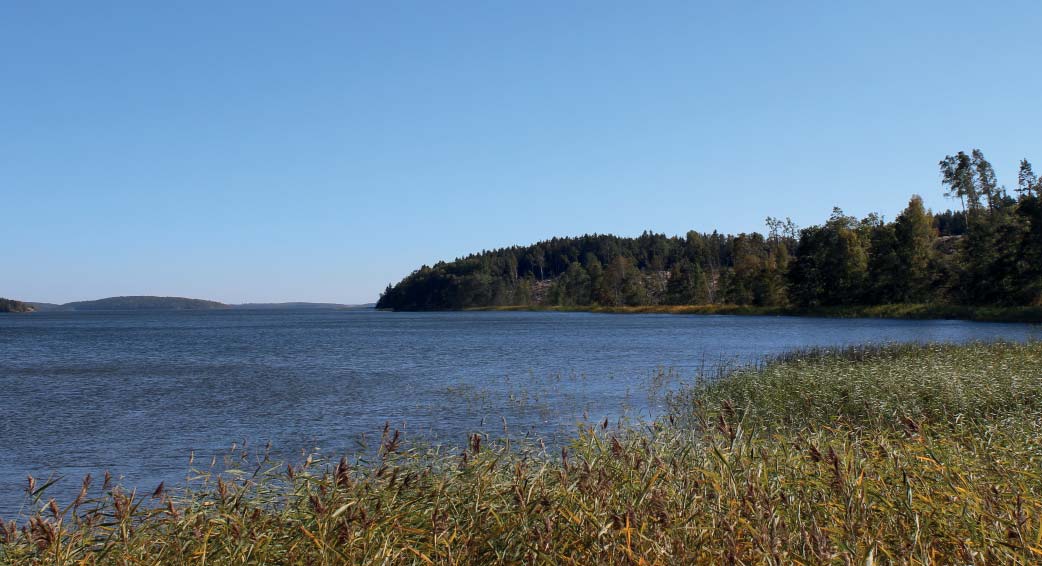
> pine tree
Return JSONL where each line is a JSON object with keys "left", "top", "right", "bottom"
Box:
{"left": 1019, "top": 160, "right": 1038, "bottom": 197}
{"left": 940, "top": 152, "right": 979, "bottom": 213}
{"left": 972, "top": 149, "right": 1000, "bottom": 210}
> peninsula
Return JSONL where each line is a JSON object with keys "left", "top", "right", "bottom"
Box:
{"left": 0, "top": 298, "right": 34, "bottom": 313}
{"left": 378, "top": 151, "right": 1042, "bottom": 322}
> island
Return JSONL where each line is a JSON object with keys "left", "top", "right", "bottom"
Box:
{"left": 52, "top": 296, "right": 229, "bottom": 311}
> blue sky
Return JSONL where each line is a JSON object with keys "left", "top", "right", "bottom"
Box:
{"left": 3, "top": 2, "right": 1040, "bottom": 304}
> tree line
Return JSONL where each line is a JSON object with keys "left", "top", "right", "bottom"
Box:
{"left": 377, "top": 151, "right": 1042, "bottom": 311}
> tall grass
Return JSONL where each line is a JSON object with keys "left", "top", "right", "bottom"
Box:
{"left": 4, "top": 342, "right": 1042, "bottom": 564}
{"left": 670, "top": 341, "right": 1042, "bottom": 429}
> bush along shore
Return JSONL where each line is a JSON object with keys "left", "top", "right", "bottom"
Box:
{"left": 469, "top": 303, "right": 1042, "bottom": 323}
{"left": 4, "top": 341, "right": 1042, "bottom": 564}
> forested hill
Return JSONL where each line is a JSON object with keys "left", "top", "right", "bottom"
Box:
{"left": 377, "top": 151, "right": 1042, "bottom": 311}
{"left": 60, "top": 296, "right": 229, "bottom": 311}
{"left": 0, "top": 298, "right": 34, "bottom": 313}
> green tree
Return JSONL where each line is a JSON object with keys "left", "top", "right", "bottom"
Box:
{"left": 582, "top": 255, "right": 607, "bottom": 305}
{"left": 866, "top": 223, "right": 902, "bottom": 303}
{"left": 940, "top": 151, "right": 979, "bottom": 213}
{"left": 513, "top": 277, "right": 533, "bottom": 305}
{"left": 958, "top": 206, "right": 1024, "bottom": 305}
{"left": 602, "top": 256, "right": 628, "bottom": 306}
{"left": 788, "top": 209, "right": 869, "bottom": 306}
{"left": 604, "top": 256, "right": 648, "bottom": 306}
{"left": 972, "top": 149, "right": 1001, "bottom": 210}
{"left": 759, "top": 239, "right": 790, "bottom": 306}
{"left": 548, "top": 261, "right": 592, "bottom": 306}
{"left": 1018, "top": 160, "right": 1038, "bottom": 197}
{"left": 892, "top": 195, "right": 936, "bottom": 302}
{"left": 1015, "top": 192, "right": 1042, "bottom": 304}
{"left": 665, "top": 259, "right": 707, "bottom": 305}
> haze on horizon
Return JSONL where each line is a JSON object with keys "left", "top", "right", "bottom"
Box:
{"left": 3, "top": 1, "right": 1040, "bottom": 305}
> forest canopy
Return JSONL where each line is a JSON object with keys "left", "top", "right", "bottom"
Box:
{"left": 377, "top": 151, "right": 1042, "bottom": 311}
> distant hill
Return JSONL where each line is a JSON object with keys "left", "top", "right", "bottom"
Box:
{"left": 19, "top": 297, "right": 375, "bottom": 312}
{"left": 0, "top": 298, "right": 34, "bottom": 313}
{"left": 58, "top": 296, "right": 229, "bottom": 311}
{"left": 231, "top": 302, "right": 360, "bottom": 310}
{"left": 26, "top": 302, "right": 61, "bottom": 312}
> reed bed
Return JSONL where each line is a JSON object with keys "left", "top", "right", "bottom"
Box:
{"left": 4, "top": 342, "right": 1042, "bottom": 564}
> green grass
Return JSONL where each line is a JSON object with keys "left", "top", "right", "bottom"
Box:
{"left": 471, "top": 303, "right": 1042, "bottom": 323}
{"left": 5, "top": 342, "right": 1042, "bottom": 564}
{"left": 671, "top": 341, "right": 1042, "bottom": 429}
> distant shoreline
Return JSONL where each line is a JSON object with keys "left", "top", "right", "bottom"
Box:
{"left": 463, "top": 303, "right": 1042, "bottom": 323}
{"left": 20, "top": 296, "right": 376, "bottom": 313}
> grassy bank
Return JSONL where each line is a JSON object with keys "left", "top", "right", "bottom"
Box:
{"left": 4, "top": 342, "right": 1042, "bottom": 564}
{"left": 471, "top": 303, "right": 1042, "bottom": 323}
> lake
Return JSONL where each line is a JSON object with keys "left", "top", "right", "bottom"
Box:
{"left": 1, "top": 309, "right": 1039, "bottom": 517}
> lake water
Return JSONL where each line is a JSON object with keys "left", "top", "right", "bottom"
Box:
{"left": 1, "top": 309, "right": 1039, "bottom": 517}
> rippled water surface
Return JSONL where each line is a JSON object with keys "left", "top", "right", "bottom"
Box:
{"left": 1, "top": 309, "right": 1039, "bottom": 517}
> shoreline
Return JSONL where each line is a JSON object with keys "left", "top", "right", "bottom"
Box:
{"left": 464, "top": 303, "right": 1042, "bottom": 323}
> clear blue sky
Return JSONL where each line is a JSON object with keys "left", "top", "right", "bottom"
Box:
{"left": 3, "top": 2, "right": 1040, "bottom": 304}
